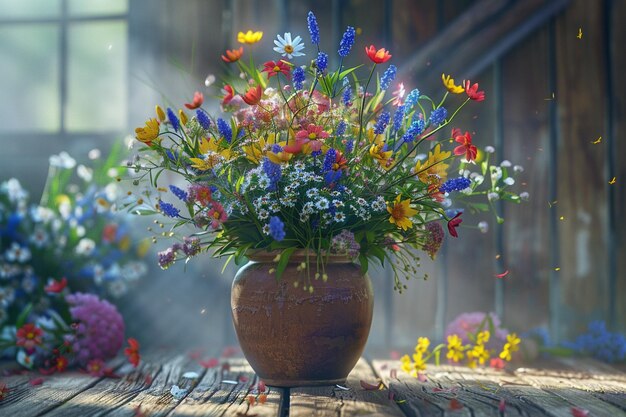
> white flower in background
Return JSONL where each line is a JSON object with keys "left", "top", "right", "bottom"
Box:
{"left": 520, "top": 191, "right": 530, "bottom": 201}
{"left": 487, "top": 192, "right": 499, "bottom": 201}
{"left": 107, "top": 168, "right": 118, "bottom": 178}
{"left": 75, "top": 238, "right": 96, "bottom": 256}
{"left": 58, "top": 201, "right": 72, "bottom": 220}
{"left": 500, "top": 160, "right": 512, "bottom": 167}
{"left": 31, "top": 206, "right": 55, "bottom": 223}
{"left": 77, "top": 164, "right": 93, "bottom": 182}
{"left": 2, "top": 178, "right": 28, "bottom": 203}
{"left": 93, "top": 264, "right": 105, "bottom": 285}
{"left": 108, "top": 280, "right": 128, "bottom": 298}
{"left": 88, "top": 148, "right": 101, "bottom": 160}
{"left": 490, "top": 166, "right": 502, "bottom": 182}
{"left": 21, "top": 275, "right": 36, "bottom": 293}
{"left": 104, "top": 183, "right": 119, "bottom": 202}
{"left": 0, "top": 287, "right": 15, "bottom": 307}
{"left": 478, "top": 221, "right": 489, "bottom": 233}
{"left": 122, "top": 262, "right": 147, "bottom": 281}
{"left": 5, "top": 243, "right": 31, "bottom": 263}
{"left": 49, "top": 151, "right": 76, "bottom": 169}
{"left": 504, "top": 177, "right": 515, "bottom": 185}
{"left": 513, "top": 165, "right": 524, "bottom": 172}
{"left": 75, "top": 225, "right": 86, "bottom": 238}
{"left": 484, "top": 146, "right": 495, "bottom": 153}
{"left": 17, "top": 350, "right": 35, "bottom": 370}
{"left": 273, "top": 32, "right": 305, "bottom": 59}
{"left": 30, "top": 227, "right": 49, "bottom": 248}
{"left": 52, "top": 218, "right": 63, "bottom": 232}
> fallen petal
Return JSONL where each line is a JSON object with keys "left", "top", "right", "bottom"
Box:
{"left": 571, "top": 407, "right": 590, "bottom": 417}
{"left": 360, "top": 379, "right": 381, "bottom": 390}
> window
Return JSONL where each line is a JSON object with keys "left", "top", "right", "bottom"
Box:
{"left": 0, "top": 0, "right": 128, "bottom": 134}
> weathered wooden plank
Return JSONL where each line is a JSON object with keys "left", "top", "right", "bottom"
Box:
{"left": 289, "top": 358, "right": 405, "bottom": 417}
{"left": 0, "top": 357, "right": 125, "bottom": 417}
{"left": 169, "top": 358, "right": 281, "bottom": 417}
{"left": 99, "top": 353, "right": 205, "bottom": 417}
{"left": 41, "top": 353, "right": 177, "bottom": 417}
{"left": 555, "top": 0, "right": 609, "bottom": 340}
{"left": 501, "top": 25, "right": 551, "bottom": 331}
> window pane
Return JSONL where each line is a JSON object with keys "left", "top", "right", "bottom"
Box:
{"left": 66, "top": 21, "right": 127, "bottom": 132}
{"left": 0, "top": 0, "right": 60, "bottom": 19}
{"left": 68, "top": 0, "right": 128, "bottom": 16}
{"left": 0, "top": 24, "right": 60, "bottom": 132}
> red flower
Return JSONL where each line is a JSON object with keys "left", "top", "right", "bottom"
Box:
{"left": 207, "top": 201, "right": 227, "bottom": 230}
{"left": 184, "top": 91, "right": 204, "bottom": 109}
{"left": 0, "top": 382, "right": 9, "bottom": 401}
{"left": 124, "top": 338, "right": 141, "bottom": 368}
{"left": 16, "top": 323, "right": 43, "bottom": 351}
{"left": 199, "top": 358, "right": 219, "bottom": 368}
{"left": 284, "top": 124, "right": 328, "bottom": 154}
{"left": 453, "top": 129, "right": 477, "bottom": 162}
{"left": 241, "top": 85, "right": 263, "bottom": 106}
{"left": 86, "top": 359, "right": 106, "bottom": 377}
{"left": 262, "top": 60, "right": 291, "bottom": 79}
{"left": 221, "top": 47, "right": 243, "bottom": 63}
{"left": 365, "top": 45, "right": 392, "bottom": 64}
{"left": 44, "top": 277, "right": 67, "bottom": 294}
{"left": 55, "top": 356, "right": 68, "bottom": 372}
{"left": 490, "top": 357, "right": 505, "bottom": 370}
{"left": 102, "top": 223, "right": 117, "bottom": 243}
{"left": 447, "top": 212, "right": 463, "bottom": 238}
{"left": 222, "top": 85, "right": 235, "bottom": 105}
{"left": 464, "top": 79, "right": 485, "bottom": 102}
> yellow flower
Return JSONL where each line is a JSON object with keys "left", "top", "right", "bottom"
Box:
{"left": 442, "top": 74, "right": 464, "bottom": 94}
{"left": 414, "top": 144, "right": 451, "bottom": 184}
{"left": 238, "top": 30, "right": 263, "bottom": 44}
{"left": 467, "top": 343, "right": 490, "bottom": 365}
{"left": 387, "top": 195, "right": 418, "bottom": 231}
{"left": 242, "top": 133, "right": 286, "bottom": 164}
{"left": 476, "top": 330, "right": 490, "bottom": 345}
{"left": 412, "top": 352, "right": 427, "bottom": 372}
{"left": 189, "top": 138, "right": 232, "bottom": 171}
{"left": 506, "top": 333, "right": 521, "bottom": 350}
{"left": 135, "top": 118, "right": 160, "bottom": 145}
{"left": 178, "top": 109, "right": 188, "bottom": 126}
{"left": 155, "top": 105, "right": 166, "bottom": 122}
{"left": 118, "top": 236, "right": 131, "bottom": 251}
{"left": 415, "top": 337, "right": 430, "bottom": 354}
{"left": 499, "top": 346, "right": 512, "bottom": 361}
{"left": 446, "top": 334, "right": 465, "bottom": 362}
{"left": 137, "top": 238, "right": 151, "bottom": 258}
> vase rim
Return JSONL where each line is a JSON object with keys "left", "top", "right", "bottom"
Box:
{"left": 246, "top": 249, "right": 354, "bottom": 263}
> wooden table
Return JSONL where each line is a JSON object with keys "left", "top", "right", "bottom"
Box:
{"left": 1, "top": 354, "right": 625, "bottom": 416}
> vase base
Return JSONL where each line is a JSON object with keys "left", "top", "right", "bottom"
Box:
{"left": 263, "top": 377, "right": 348, "bottom": 388}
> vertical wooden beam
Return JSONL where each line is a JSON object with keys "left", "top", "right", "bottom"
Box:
{"left": 493, "top": 58, "right": 505, "bottom": 320}
{"left": 60, "top": 0, "right": 68, "bottom": 133}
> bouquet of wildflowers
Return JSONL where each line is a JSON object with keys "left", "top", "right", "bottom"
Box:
{"left": 129, "top": 11, "right": 524, "bottom": 291}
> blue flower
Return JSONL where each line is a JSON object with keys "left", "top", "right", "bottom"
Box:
{"left": 392, "top": 105, "right": 405, "bottom": 132}
{"left": 405, "top": 89, "right": 420, "bottom": 108}
{"left": 440, "top": 177, "right": 471, "bottom": 193}
{"left": 401, "top": 119, "right": 425, "bottom": 143}
{"left": 196, "top": 109, "right": 211, "bottom": 129}
{"left": 324, "top": 170, "right": 342, "bottom": 186}
{"left": 429, "top": 107, "right": 447, "bottom": 126}
{"left": 338, "top": 26, "right": 356, "bottom": 57}
{"left": 373, "top": 111, "right": 390, "bottom": 134}
{"left": 217, "top": 118, "right": 232, "bottom": 143}
{"left": 335, "top": 121, "right": 347, "bottom": 136}
{"left": 169, "top": 185, "right": 188, "bottom": 202}
{"left": 262, "top": 157, "right": 281, "bottom": 191}
{"left": 293, "top": 67, "right": 305, "bottom": 90}
{"left": 380, "top": 65, "right": 397, "bottom": 90}
{"left": 159, "top": 200, "right": 180, "bottom": 218}
{"left": 269, "top": 216, "right": 286, "bottom": 241}
{"left": 342, "top": 78, "right": 352, "bottom": 106}
{"left": 323, "top": 148, "right": 336, "bottom": 172}
{"left": 316, "top": 52, "right": 328, "bottom": 72}
{"left": 307, "top": 11, "right": 320, "bottom": 45}
{"left": 345, "top": 140, "right": 354, "bottom": 153}
{"left": 167, "top": 108, "right": 180, "bottom": 132}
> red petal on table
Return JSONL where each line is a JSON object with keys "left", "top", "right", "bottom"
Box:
{"left": 571, "top": 407, "right": 590, "bottom": 417}
{"left": 199, "top": 358, "right": 219, "bottom": 368}
{"left": 187, "top": 349, "right": 203, "bottom": 360}
{"left": 449, "top": 398, "right": 463, "bottom": 410}
{"left": 495, "top": 270, "right": 509, "bottom": 279}
{"left": 257, "top": 380, "right": 266, "bottom": 393}
{"left": 239, "top": 375, "right": 249, "bottom": 383}
{"left": 389, "top": 369, "right": 397, "bottom": 379}
{"left": 388, "top": 391, "right": 395, "bottom": 401}
{"left": 499, "top": 398, "right": 506, "bottom": 412}
{"left": 222, "top": 363, "right": 231, "bottom": 372}
{"left": 133, "top": 405, "right": 148, "bottom": 417}
{"left": 258, "top": 393, "right": 267, "bottom": 404}
{"left": 29, "top": 377, "right": 44, "bottom": 386}
{"left": 389, "top": 350, "right": 400, "bottom": 360}
{"left": 360, "top": 380, "right": 381, "bottom": 390}
{"left": 144, "top": 374, "right": 153, "bottom": 385}
{"left": 222, "top": 346, "right": 239, "bottom": 358}
{"left": 417, "top": 373, "right": 428, "bottom": 382}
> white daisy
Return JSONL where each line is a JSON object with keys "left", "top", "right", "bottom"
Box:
{"left": 273, "top": 32, "right": 305, "bottom": 59}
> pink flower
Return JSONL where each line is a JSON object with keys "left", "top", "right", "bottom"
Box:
{"left": 464, "top": 79, "right": 485, "bottom": 102}
{"left": 445, "top": 312, "right": 509, "bottom": 347}
{"left": 16, "top": 323, "right": 43, "bottom": 351}
{"left": 207, "top": 201, "right": 227, "bottom": 229}
{"left": 66, "top": 293, "right": 125, "bottom": 366}
{"left": 285, "top": 124, "right": 328, "bottom": 154}
{"left": 184, "top": 91, "right": 204, "bottom": 109}
{"left": 392, "top": 82, "right": 405, "bottom": 106}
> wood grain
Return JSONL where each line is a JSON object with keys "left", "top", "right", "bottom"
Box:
{"left": 289, "top": 358, "right": 405, "bottom": 416}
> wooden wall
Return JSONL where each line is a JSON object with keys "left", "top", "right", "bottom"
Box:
{"left": 89, "top": 0, "right": 626, "bottom": 349}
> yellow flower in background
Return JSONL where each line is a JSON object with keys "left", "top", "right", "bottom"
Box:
{"left": 189, "top": 138, "right": 232, "bottom": 171}
{"left": 476, "top": 330, "right": 490, "bottom": 345}
{"left": 387, "top": 195, "right": 418, "bottom": 231}
{"left": 368, "top": 133, "right": 393, "bottom": 170}
{"left": 118, "top": 235, "right": 131, "bottom": 251}
{"left": 155, "top": 105, "right": 166, "bottom": 122}
{"left": 442, "top": 74, "right": 464, "bottom": 94}
{"left": 414, "top": 144, "right": 451, "bottom": 184}
{"left": 411, "top": 352, "right": 427, "bottom": 372}
{"left": 243, "top": 133, "right": 285, "bottom": 164}
{"left": 238, "top": 30, "right": 263, "bottom": 44}
{"left": 506, "top": 333, "right": 521, "bottom": 350}
{"left": 137, "top": 238, "right": 151, "bottom": 258}
{"left": 178, "top": 109, "right": 188, "bottom": 126}
{"left": 55, "top": 194, "right": 71, "bottom": 207}
{"left": 135, "top": 118, "right": 160, "bottom": 145}
{"left": 400, "top": 354, "right": 413, "bottom": 374}
{"left": 468, "top": 343, "right": 490, "bottom": 365}
{"left": 446, "top": 334, "right": 465, "bottom": 362}
{"left": 416, "top": 337, "right": 430, "bottom": 354}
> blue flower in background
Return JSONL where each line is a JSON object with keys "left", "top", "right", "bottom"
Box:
{"left": 405, "top": 89, "right": 420, "bottom": 108}
{"left": 373, "top": 111, "right": 390, "bottom": 134}
{"left": 169, "top": 185, "right": 188, "bottom": 202}
{"left": 262, "top": 157, "right": 281, "bottom": 191}
{"left": 269, "top": 216, "right": 285, "bottom": 241}
{"left": 316, "top": 52, "right": 328, "bottom": 72}
{"left": 167, "top": 108, "right": 180, "bottom": 132}
{"left": 307, "top": 11, "right": 320, "bottom": 45}
{"left": 217, "top": 118, "right": 232, "bottom": 143}
{"left": 429, "top": 107, "right": 447, "bottom": 126}
{"left": 196, "top": 109, "right": 211, "bottom": 129}
{"left": 393, "top": 105, "right": 405, "bottom": 132}
{"left": 380, "top": 65, "right": 397, "bottom": 90}
{"left": 440, "top": 177, "right": 471, "bottom": 193}
{"left": 293, "top": 67, "right": 305, "bottom": 90}
{"left": 159, "top": 200, "right": 180, "bottom": 218}
{"left": 338, "top": 26, "right": 355, "bottom": 57}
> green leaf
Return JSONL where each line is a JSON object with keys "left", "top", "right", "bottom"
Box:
{"left": 369, "top": 246, "right": 386, "bottom": 266}
{"left": 133, "top": 209, "right": 159, "bottom": 216}
{"left": 16, "top": 303, "right": 33, "bottom": 329}
{"left": 358, "top": 254, "right": 369, "bottom": 274}
{"left": 275, "top": 247, "right": 297, "bottom": 280}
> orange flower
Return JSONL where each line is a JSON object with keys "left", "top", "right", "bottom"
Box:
{"left": 365, "top": 45, "right": 392, "bottom": 63}
{"left": 241, "top": 85, "right": 263, "bottom": 105}
{"left": 221, "top": 47, "right": 243, "bottom": 63}
{"left": 184, "top": 91, "right": 204, "bottom": 109}
{"left": 124, "top": 338, "right": 141, "bottom": 368}
{"left": 222, "top": 85, "right": 235, "bottom": 105}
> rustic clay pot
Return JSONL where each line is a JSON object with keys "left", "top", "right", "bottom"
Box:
{"left": 231, "top": 251, "right": 374, "bottom": 387}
